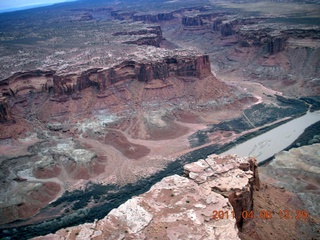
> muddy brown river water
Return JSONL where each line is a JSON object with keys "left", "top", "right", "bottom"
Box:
{"left": 223, "top": 110, "right": 320, "bottom": 163}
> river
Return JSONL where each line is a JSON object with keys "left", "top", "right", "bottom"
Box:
{"left": 223, "top": 110, "right": 320, "bottom": 163}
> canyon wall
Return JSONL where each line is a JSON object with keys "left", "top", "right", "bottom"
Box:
{"left": 0, "top": 54, "right": 211, "bottom": 100}
{"left": 114, "top": 26, "right": 163, "bottom": 47}
{"left": 133, "top": 12, "right": 174, "bottom": 23}
{"left": 0, "top": 53, "right": 228, "bottom": 140}
{"left": 0, "top": 97, "right": 12, "bottom": 123}
{"left": 111, "top": 10, "right": 175, "bottom": 23}
{"left": 32, "top": 154, "right": 260, "bottom": 240}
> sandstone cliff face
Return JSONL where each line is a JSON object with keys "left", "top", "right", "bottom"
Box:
{"left": 0, "top": 53, "right": 227, "bottom": 140}
{"left": 1, "top": 54, "right": 211, "bottom": 100}
{"left": 32, "top": 154, "right": 259, "bottom": 240}
{"left": 111, "top": 10, "right": 175, "bottom": 23}
{"left": 0, "top": 97, "right": 12, "bottom": 122}
{"left": 125, "top": 36, "right": 162, "bottom": 47}
{"left": 182, "top": 11, "right": 223, "bottom": 28}
{"left": 113, "top": 26, "right": 162, "bottom": 39}
{"left": 265, "top": 36, "right": 287, "bottom": 54}
{"left": 212, "top": 19, "right": 238, "bottom": 36}
{"left": 182, "top": 16, "right": 204, "bottom": 27}
{"left": 184, "top": 154, "right": 260, "bottom": 231}
{"left": 237, "top": 28, "right": 320, "bottom": 54}
{"left": 110, "top": 10, "right": 135, "bottom": 21}
{"left": 220, "top": 22, "right": 234, "bottom": 37}
{"left": 133, "top": 12, "right": 174, "bottom": 23}
{"left": 70, "top": 54, "right": 211, "bottom": 97}
{"left": 114, "top": 26, "right": 163, "bottom": 47}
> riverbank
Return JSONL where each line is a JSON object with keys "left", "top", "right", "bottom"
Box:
{"left": 189, "top": 96, "right": 308, "bottom": 148}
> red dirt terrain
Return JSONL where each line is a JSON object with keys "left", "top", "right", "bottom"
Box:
{"left": 241, "top": 182, "right": 320, "bottom": 240}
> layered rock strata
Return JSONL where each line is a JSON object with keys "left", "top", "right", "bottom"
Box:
{"left": 113, "top": 26, "right": 163, "bottom": 47}
{"left": 0, "top": 96, "right": 12, "bottom": 123}
{"left": 238, "top": 27, "right": 320, "bottom": 54}
{"left": 0, "top": 49, "right": 234, "bottom": 155}
{"left": 133, "top": 12, "right": 174, "bottom": 23}
{"left": 33, "top": 154, "right": 259, "bottom": 240}
{"left": 111, "top": 10, "right": 175, "bottom": 23}
{"left": 1, "top": 54, "right": 211, "bottom": 100}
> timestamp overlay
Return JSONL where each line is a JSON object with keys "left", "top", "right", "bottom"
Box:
{"left": 212, "top": 210, "right": 309, "bottom": 220}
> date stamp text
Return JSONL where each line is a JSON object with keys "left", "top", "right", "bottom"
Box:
{"left": 212, "top": 210, "right": 309, "bottom": 220}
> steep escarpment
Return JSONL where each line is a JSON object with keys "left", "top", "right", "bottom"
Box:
{"left": 113, "top": 26, "right": 163, "bottom": 47}
{"left": 133, "top": 12, "right": 174, "bottom": 23}
{"left": 32, "top": 154, "right": 260, "bottom": 240}
{"left": 238, "top": 27, "right": 320, "bottom": 54}
{"left": 0, "top": 53, "right": 221, "bottom": 136}
{"left": 111, "top": 10, "right": 175, "bottom": 23}
{"left": 0, "top": 97, "right": 12, "bottom": 123}
{"left": 1, "top": 54, "right": 211, "bottom": 98}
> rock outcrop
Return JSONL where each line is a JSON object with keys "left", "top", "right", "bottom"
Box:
{"left": 265, "top": 36, "right": 287, "bottom": 54}
{"left": 33, "top": 154, "right": 260, "bottom": 239}
{"left": 111, "top": 10, "right": 175, "bottom": 23}
{"left": 133, "top": 12, "right": 174, "bottom": 23}
{"left": 182, "top": 11, "right": 224, "bottom": 28}
{"left": 182, "top": 16, "right": 204, "bottom": 27}
{"left": 238, "top": 28, "right": 287, "bottom": 54}
{"left": 0, "top": 96, "right": 12, "bottom": 122}
{"left": 110, "top": 10, "right": 135, "bottom": 21}
{"left": 119, "top": 26, "right": 163, "bottom": 47}
{"left": 1, "top": 54, "right": 211, "bottom": 99}
{"left": 113, "top": 26, "right": 162, "bottom": 39}
{"left": 238, "top": 27, "right": 320, "bottom": 54}
{"left": 220, "top": 22, "right": 234, "bottom": 37}
{"left": 0, "top": 51, "right": 232, "bottom": 141}
{"left": 184, "top": 154, "right": 260, "bottom": 231}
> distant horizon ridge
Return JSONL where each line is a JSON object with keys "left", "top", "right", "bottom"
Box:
{"left": 0, "top": 0, "right": 79, "bottom": 13}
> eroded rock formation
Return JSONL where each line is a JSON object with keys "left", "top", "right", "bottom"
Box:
{"left": 182, "top": 16, "right": 204, "bottom": 27}
{"left": 33, "top": 154, "right": 260, "bottom": 239}
{"left": 133, "top": 12, "right": 174, "bottom": 23}
{"left": 0, "top": 97, "right": 12, "bottom": 123}
{"left": 110, "top": 10, "right": 135, "bottom": 21}
{"left": 114, "top": 26, "right": 164, "bottom": 47}
{"left": 111, "top": 10, "right": 175, "bottom": 23}
{"left": 1, "top": 54, "right": 211, "bottom": 99}
{"left": 184, "top": 154, "right": 260, "bottom": 231}
{"left": 0, "top": 51, "right": 233, "bottom": 142}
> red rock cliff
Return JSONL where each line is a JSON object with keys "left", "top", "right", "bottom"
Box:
{"left": 1, "top": 54, "right": 211, "bottom": 98}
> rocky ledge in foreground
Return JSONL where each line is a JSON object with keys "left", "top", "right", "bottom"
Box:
{"left": 33, "top": 154, "right": 259, "bottom": 240}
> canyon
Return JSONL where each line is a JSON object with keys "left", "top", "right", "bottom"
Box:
{"left": 0, "top": 0, "right": 319, "bottom": 239}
